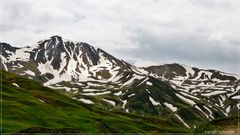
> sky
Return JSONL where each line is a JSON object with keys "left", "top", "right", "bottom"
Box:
{"left": 0, "top": 0, "right": 239, "bottom": 74}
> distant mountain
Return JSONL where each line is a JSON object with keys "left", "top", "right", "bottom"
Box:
{"left": 1, "top": 35, "right": 239, "bottom": 129}
{"left": 143, "top": 63, "right": 239, "bottom": 117}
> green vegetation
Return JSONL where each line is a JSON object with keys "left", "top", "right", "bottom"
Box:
{"left": 1, "top": 70, "right": 191, "bottom": 134}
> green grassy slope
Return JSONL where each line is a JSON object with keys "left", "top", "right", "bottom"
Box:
{"left": 1, "top": 70, "right": 190, "bottom": 134}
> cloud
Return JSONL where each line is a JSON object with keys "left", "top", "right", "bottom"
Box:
{"left": 118, "top": 30, "right": 238, "bottom": 73}
{"left": 0, "top": 0, "right": 239, "bottom": 73}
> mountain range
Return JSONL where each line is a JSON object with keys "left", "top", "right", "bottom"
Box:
{"left": 1, "top": 35, "right": 239, "bottom": 133}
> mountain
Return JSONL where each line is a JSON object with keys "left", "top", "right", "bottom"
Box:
{"left": 143, "top": 63, "right": 239, "bottom": 117}
{"left": 1, "top": 35, "right": 143, "bottom": 84}
{"left": 2, "top": 70, "right": 189, "bottom": 133}
{"left": 1, "top": 35, "right": 239, "bottom": 130}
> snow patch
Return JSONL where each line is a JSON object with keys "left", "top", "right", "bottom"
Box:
{"left": 38, "top": 99, "right": 45, "bottom": 103}
{"left": 192, "top": 71, "right": 212, "bottom": 81}
{"left": 231, "top": 95, "right": 240, "bottom": 99}
{"left": 81, "top": 91, "right": 111, "bottom": 96}
{"left": 212, "top": 78, "right": 230, "bottom": 83}
{"left": 122, "top": 100, "right": 127, "bottom": 108}
{"left": 176, "top": 94, "right": 195, "bottom": 106}
{"left": 12, "top": 83, "right": 19, "bottom": 87}
{"left": 175, "top": 114, "right": 190, "bottom": 128}
{"left": 203, "top": 106, "right": 213, "bottom": 119}
{"left": 0, "top": 55, "right": 8, "bottom": 71}
{"left": 79, "top": 98, "right": 94, "bottom": 104}
{"left": 149, "top": 97, "right": 160, "bottom": 106}
{"left": 146, "top": 89, "right": 151, "bottom": 94}
{"left": 181, "top": 64, "right": 195, "bottom": 77}
{"left": 83, "top": 89, "right": 102, "bottom": 92}
{"left": 128, "top": 93, "right": 135, "bottom": 98}
{"left": 195, "top": 106, "right": 209, "bottom": 119}
{"left": 114, "top": 91, "right": 122, "bottom": 96}
{"left": 87, "top": 82, "right": 105, "bottom": 87}
{"left": 24, "top": 70, "right": 35, "bottom": 76}
{"left": 201, "top": 91, "right": 227, "bottom": 96}
{"left": 226, "top": 106, "right": 231, "bottom": 113}
{"left": 164, "top": 102, "right": 177, "bottom": 112}
{"left": 146, "top": 81, "right": 153, "bottom": 86}
{"left": 102, "top": 99, "right": 116, "bottom": 106}
{"left": 8, "top": 47, "right": 31, "bottom": 61}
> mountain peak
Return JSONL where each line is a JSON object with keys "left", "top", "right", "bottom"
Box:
{"left": 50, "top": 35, "right": 62, "bottom": 39}
{"left": 0, "top": 36, "right": 139, "bottom": 85}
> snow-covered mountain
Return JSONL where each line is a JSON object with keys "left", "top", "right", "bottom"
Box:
{"left": 1, "top": 36, "right": 144, "bottom": 85}
{"left": 144, "top": 64, "right": 239, "bottom": 115}
{"left": 1, "top": 35, "right": 239, "bottom": 129}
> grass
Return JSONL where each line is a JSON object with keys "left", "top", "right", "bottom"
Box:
{"left": 1, "top": 70, "right": 191, "bottom": 134}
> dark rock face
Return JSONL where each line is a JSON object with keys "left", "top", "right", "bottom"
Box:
{"left": 0, "top": 43, "right": 19, "bottom": 70}
{"left": 81, "top": 43, "right": 100, "bottom": 66}
{"left": 24, "top": 36, "right": 99, "bottom": 70}
{"left": 144, "top": 63, "right": 187, "bottom": 79}
{"left": 0, "top": 43, "right": 19, "bottom": 57}
{"left": 209, "top": 70, "right": 237, "bottom": 81}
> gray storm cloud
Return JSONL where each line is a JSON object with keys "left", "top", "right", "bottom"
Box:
{"left": 0, "top": 0, "right": 239, "bottom": 74}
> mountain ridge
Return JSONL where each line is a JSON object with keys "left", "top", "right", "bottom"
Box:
{"left": 1, "top": 35, "right": 239, "bottom": 129}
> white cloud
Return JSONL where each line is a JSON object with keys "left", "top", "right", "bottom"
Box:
{"left": 0, "top": 0, "right": 239, "bottom": 73}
